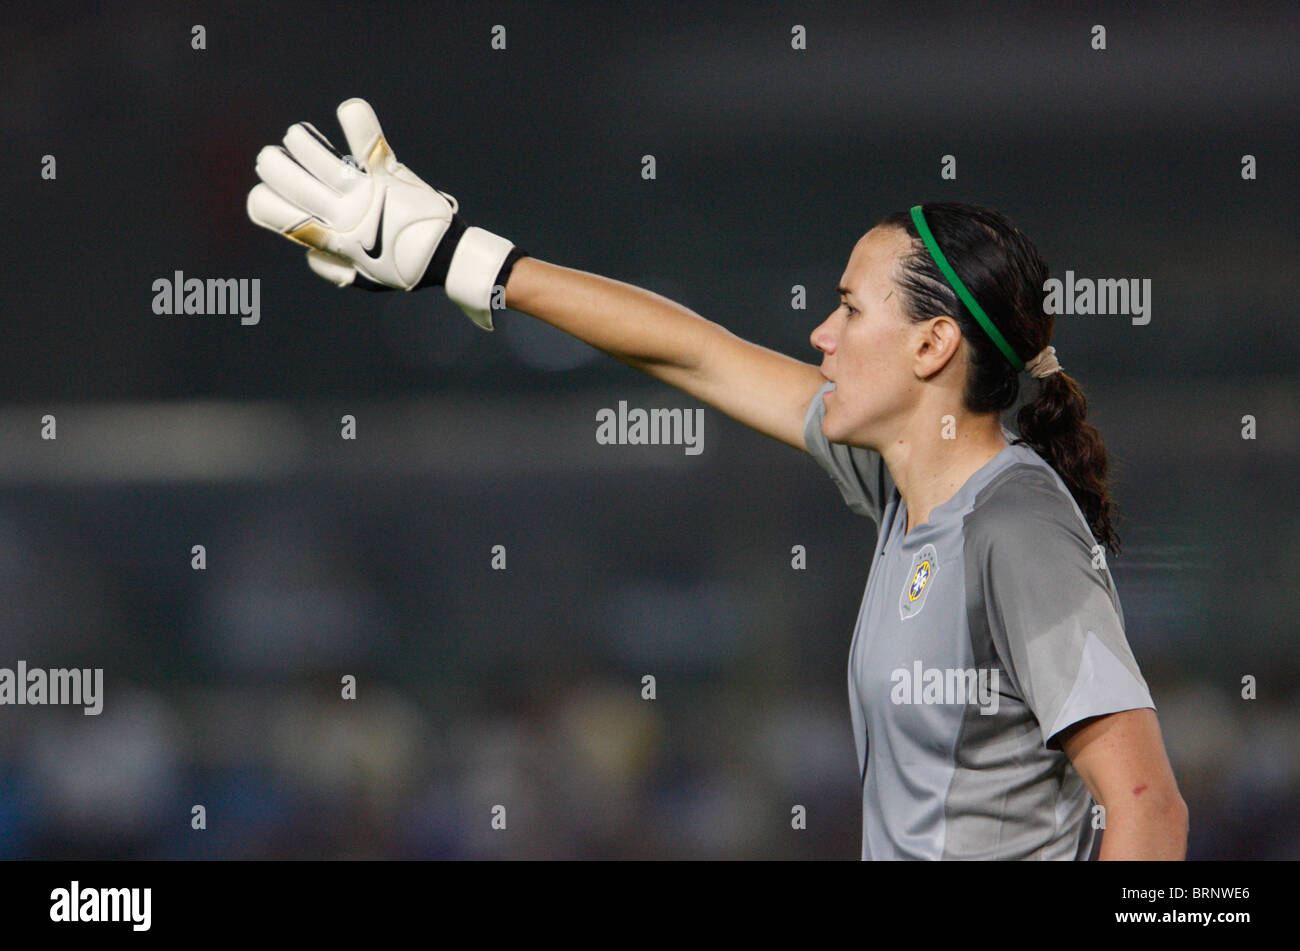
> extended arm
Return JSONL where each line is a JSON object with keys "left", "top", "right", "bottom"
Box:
{"left": 247, "top": 99, "right": 825, "bottom": 453}
{"left": 504, "top": 256, "right": 824, "bottom": 451}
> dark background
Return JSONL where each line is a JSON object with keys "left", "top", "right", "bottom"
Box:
{"left": 0, "top": 0, "right": 1296, "bottom": 858}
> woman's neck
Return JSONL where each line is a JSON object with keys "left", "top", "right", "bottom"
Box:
{"left": 880, "top": 412, "right": 1010, "bottom": 533}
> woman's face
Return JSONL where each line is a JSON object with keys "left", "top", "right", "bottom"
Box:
{"left": 810, "top": 226, "right": 924, "bottom": 449}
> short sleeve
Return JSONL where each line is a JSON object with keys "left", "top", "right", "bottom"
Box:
{"left": 968, "top": 469, "right": 1155, "bottom": 750}
{"left": 803, "top": 381, "right": 894, "bottom": 524}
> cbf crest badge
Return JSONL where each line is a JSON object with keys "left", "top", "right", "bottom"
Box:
{"left": 899, "top": 543, "right": 939, "bottom": 620}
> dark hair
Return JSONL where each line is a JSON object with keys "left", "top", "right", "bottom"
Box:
{"left": 877, "top": 202, "right": 1120, "bottom": 554}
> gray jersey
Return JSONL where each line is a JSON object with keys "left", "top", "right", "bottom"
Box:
{"left": 804, "top": 381, "right": 1154, "bottom": 860}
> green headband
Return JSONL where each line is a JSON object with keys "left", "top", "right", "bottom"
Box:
{"left": 909, "top": 205, "right": 1024, "bottom": 371}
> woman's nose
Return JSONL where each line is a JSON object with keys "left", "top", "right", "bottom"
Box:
{"left": 810, "top": 319, "right": 835, "bottom": 354}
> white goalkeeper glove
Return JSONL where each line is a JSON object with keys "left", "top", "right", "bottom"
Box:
{"left": 246, "top": 97, "right": 527, "bottom": 330}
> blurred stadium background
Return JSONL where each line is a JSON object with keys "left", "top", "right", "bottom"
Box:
{"left": 0, "top": 1, "right": 1296, "bottom": 858}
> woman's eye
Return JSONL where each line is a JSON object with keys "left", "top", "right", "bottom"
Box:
{"left": 840, "top": 303, "right": 857, "bottom": 316}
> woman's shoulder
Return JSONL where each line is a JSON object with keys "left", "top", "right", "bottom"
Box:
{"left": 961, "top": 449, "right": 1098, "bottom": 556}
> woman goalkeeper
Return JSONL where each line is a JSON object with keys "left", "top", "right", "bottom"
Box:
{"left": 248, "top": 99, "right": 1188, "bottom": 860}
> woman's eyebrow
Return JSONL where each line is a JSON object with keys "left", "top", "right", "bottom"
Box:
{"left": 839, "top": 285, "right": 892, "bottom": 303}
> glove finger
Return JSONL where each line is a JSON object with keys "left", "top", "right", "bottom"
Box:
{"left": 247, "top": 183, "right": 313, "bottom": 233}
{"left": 336, "top": 98, "right": 392, "bottom": 171}
{"left": 255, "top": 145, "right": 339, "bottom": 221}
{"left": 283, "top": 122, "right": 354, "bottom": 193}
{"left": 248, "top": 184, "right": 335, "bottom": 251}
{"left": 306, "top": 249, "right": 357, "bottom": 286}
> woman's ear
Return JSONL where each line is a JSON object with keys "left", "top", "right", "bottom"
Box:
{"left": 914, "top": 315, "right": 963, "bottom": 379}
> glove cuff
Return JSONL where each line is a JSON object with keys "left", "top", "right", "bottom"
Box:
{"left": 416, "top": 213, "right": 470, "bottom": 289}
{"left": 442, "top": 226, "right": 523, "bottom": 332}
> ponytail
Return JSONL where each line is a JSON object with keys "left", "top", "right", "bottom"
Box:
{"left": 1014, "top": 371, "right": 1120, "bottom": 554}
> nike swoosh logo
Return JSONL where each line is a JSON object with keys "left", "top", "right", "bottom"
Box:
{"left": 361, "top": 189, "right": 387, "bottom": 260}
